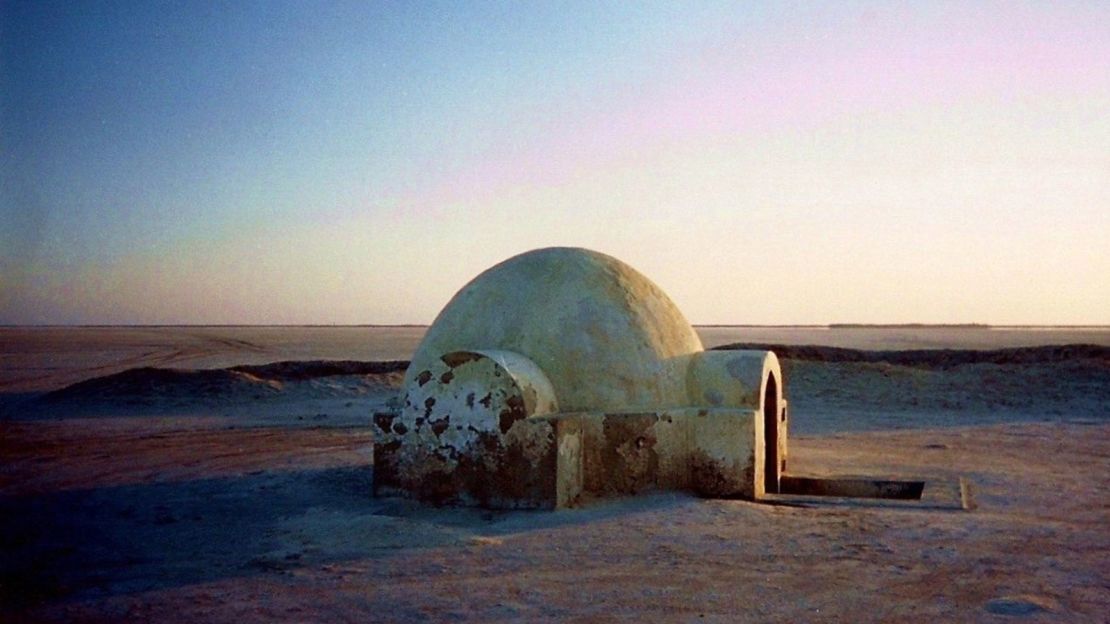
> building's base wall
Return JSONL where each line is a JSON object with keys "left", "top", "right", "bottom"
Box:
{"left": 574, "top": 408, "right": 762, "bottom": 503}
{"left": 373, "top": 415, "right": 571, "bottom": 509}
{"left": 374, "top": 408, "right": 762, "bottom": 509}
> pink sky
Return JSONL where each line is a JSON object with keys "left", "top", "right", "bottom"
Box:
{"left": 4, "top": 2, "right": 1108, "bottom": 324}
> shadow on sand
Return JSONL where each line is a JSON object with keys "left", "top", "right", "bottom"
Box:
{"left": 0, "top": 462, "right": 694, "bottom": 610}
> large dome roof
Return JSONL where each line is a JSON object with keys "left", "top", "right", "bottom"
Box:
{"left": 405, "top": 247, "right": 704, "bottom": 411}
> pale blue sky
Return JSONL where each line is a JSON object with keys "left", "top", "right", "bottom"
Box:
{"left": 2, "top": 1, "right": 1108, "bottom": 324}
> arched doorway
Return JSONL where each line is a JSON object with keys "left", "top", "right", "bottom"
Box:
{"left": 764, "top": 373, "right": 779, "bottom": 493}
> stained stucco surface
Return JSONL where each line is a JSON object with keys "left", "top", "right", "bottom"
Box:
{"left": 404, "top": 247, "right": 704, "bottom": 412}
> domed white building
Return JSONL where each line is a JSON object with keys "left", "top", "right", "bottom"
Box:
{"left": 374, "top": 248, "right": 789, "bottom": 508}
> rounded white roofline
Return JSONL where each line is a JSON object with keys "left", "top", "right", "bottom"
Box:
{"left": 405, "top": 247, "right": 704, "bottom": 412}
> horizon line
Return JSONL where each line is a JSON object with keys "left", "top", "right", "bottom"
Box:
{"left": 2, "top": 323, "right": 1109, "bottom": 330}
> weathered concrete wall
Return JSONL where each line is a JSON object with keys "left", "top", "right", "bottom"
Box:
{"left": 684, "top": 350, "right": 785, "bottom": 490}
{"left": 375, "top": 403, "right": 762, "bottom": 508}
{"left": 575, "top": 408, "right": 763, "bottom": 501}
{"left": 404, "top": 248, "right": 704, "bottom": 413}
{"left": 685, "top": 350, "right": 775, "bottom": 409}
{"left": 374, "top": 350, "right": 567, "bottom": 508}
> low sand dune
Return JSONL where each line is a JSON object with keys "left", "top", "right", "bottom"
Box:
{"left": 4, "top": 325, "right": 1107, "bottom": 393}
{"left": 715, "top": 344, "right": 1110, "bottom": 434}
{"left": 0, "top": 328, "right": 272, "bottom": 394}
{"left": 714, "top": 342, "right": 1110, "bottom": 366}
{"left": 16, "top": 345, "right": 1107, "bottom": 433}
{"left": 41, "top": 361, "right": 408, "bottom": 406}
{"left": 0, "top": 327, "right": 425, "bottom": 393}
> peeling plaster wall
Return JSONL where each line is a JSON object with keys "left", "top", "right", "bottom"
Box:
{"left": 375, "top": 403, "right": 762, "bottom": 508}
{"left": 376, "top": 248, "right": 788, "bottom": 509}
{"left": 577, "top": 409, "right": 763, "bottom": 501}
{"left": 374, "top": 350, "right": 564, "bottom": 508}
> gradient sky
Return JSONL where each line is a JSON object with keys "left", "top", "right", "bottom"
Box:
{"left": 2, "top": 1, "right": 1108, "bottom": 325}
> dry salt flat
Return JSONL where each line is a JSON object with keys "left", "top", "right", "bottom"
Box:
{"left": 1, "top": 327, "right": 1108, "bottom": 622}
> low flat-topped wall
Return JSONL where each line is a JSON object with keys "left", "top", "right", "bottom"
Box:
{"left": 374, "top": 407, "right": 763, "bottom": 509}
{"left": 574, "top": 408, "right": 763, "bottom": 502}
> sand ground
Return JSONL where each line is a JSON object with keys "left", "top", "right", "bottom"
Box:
{"left": 2, "top": 414, "right": 1107, "bottom": 623}
{"left": 1, "top": 329, "right": 1107, "bottom": 622}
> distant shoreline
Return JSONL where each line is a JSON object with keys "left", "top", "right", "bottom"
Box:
{"left": 25, "top": 343, "right": 1107, "bottom": 404}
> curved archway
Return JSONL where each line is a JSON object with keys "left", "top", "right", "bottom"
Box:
{"left": 764, "top": 373, "right": 779, "bottom": 493}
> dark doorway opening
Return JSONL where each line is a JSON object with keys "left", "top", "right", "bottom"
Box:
{"left": 764, "top": 373, "right": 779, "bottom": 494}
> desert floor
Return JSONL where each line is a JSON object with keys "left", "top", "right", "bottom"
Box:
{"left": 1, "top": 328, "right": 1107, "bottom": 622}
